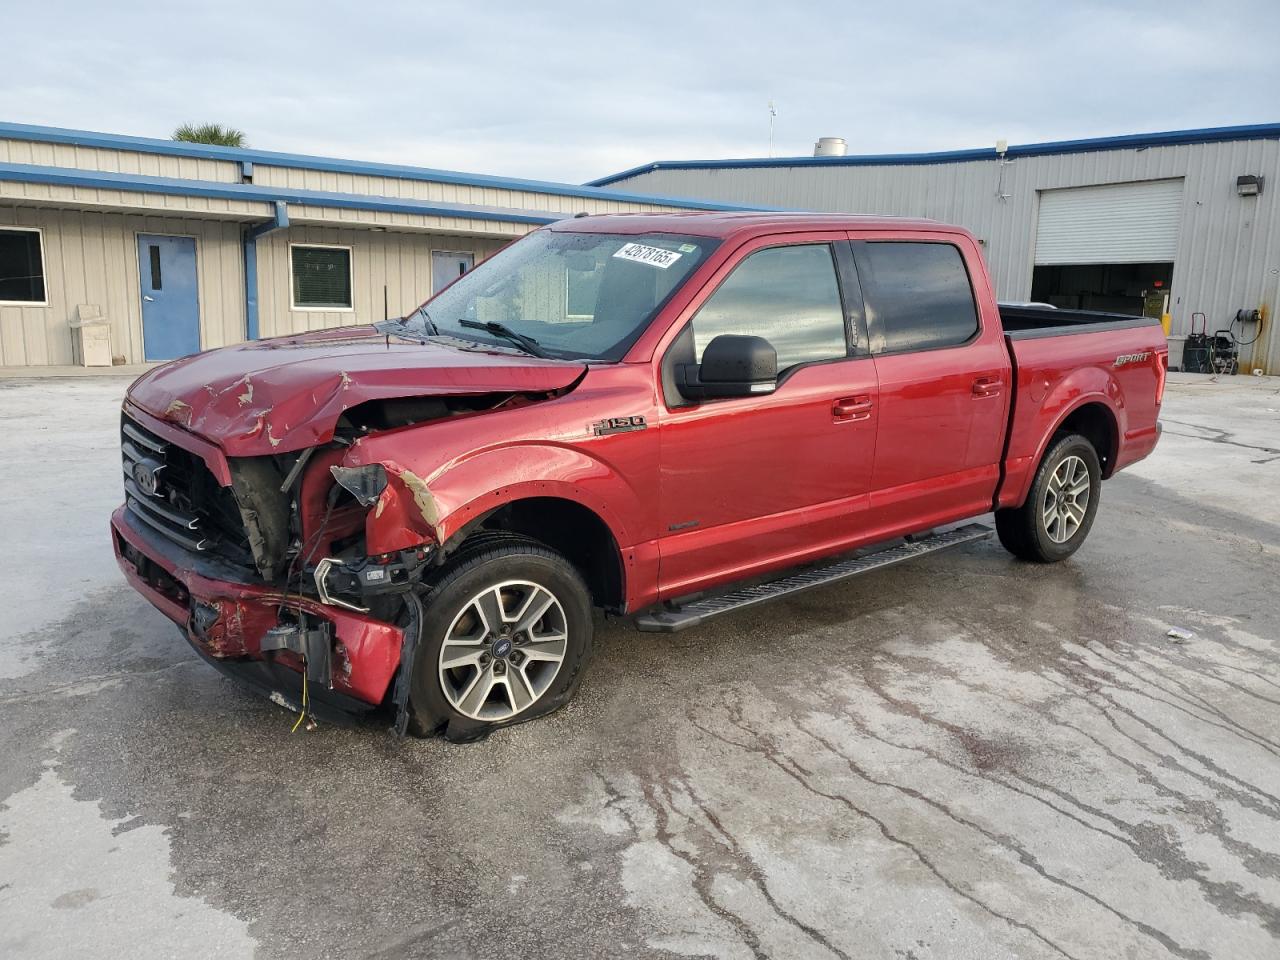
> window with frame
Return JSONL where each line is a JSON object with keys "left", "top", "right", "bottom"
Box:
{"left": 690, "top": 243, "right": 847, "bottom": 371}
{"left": 291, "top": 245, "right": 352, "bottom": 309}
{"left": 0, "top": 228, "right": 47, "bottom": 304}
{"left": 860, "top": 242, "right": 978, "bottom": 353}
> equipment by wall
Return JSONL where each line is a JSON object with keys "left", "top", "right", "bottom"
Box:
{"left": 1209, "top": 331, "right": 1238, "bottom": 375}
{"left": 1182, "top": 313, "right": 1210, "bottom": 372}
{"left": 1217, "top": 308, "right": 1264, "bottom": 374}
{"left": 1180, "top": 309, "right": 1262, "bottom": 374}
{"left": 69, "top": 304, "right": 112, "bottom": 367}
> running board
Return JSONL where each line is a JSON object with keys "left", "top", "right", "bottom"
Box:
{"left": 634, "top": 523, "right": 993, "bottom": 633}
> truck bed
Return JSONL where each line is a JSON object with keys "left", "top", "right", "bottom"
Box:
{"left": 997, "top": 301, "right": 1167, "bottom": 514}
{"left": 998, "top": 303, "right": 1161, "bottom": 339}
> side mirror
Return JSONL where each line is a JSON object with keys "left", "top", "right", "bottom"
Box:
{"left": 677, "top": 334, "right": 778, "bottom": 400}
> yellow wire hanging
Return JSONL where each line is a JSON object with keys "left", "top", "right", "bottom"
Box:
{"left": 290, "top": 667, "right": 309, "bottom": 733}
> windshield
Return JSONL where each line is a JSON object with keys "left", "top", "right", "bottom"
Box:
{"left": 404, "top": 229, "right": 718, "bottom": 361}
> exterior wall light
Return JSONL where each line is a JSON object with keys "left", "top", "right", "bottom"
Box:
{"left": 1236, "top": 175, "right": 1264, "bottom": 197}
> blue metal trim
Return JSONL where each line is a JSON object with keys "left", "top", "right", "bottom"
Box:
{"left": 585, "top": 122, "right": 1280, "bottom": 185}
{"left": 0, "top": 121, "right": 758, "bottom": 212}
{"left": 243, "top": 202, "right": 290, "bottom": 341}
{"left": 243, "top": 238, "right": 260, "bottom": 341}
{"left": 247, "top": 201, "right": 290, "bottom": 239}
{"left": 0, "top": 161, "right": 565, "bottom": 224}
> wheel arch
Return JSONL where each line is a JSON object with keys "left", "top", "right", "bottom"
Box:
{"left": 1054, "top": 401, "right": 1119, "bottom": 478}
{"left": 1001, "top": 390, "right": 1122, "bottom": 510}
{"left": 442, "top": 495, "right": 627, "bottom": 613}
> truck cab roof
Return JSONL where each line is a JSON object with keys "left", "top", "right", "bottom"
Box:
{"left": 549, "top": 211, "right": 958, "bottom": 242}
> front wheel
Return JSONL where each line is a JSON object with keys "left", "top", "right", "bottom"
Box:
{"left": 407, "top": 536, "right": 593, "bottom": 738}
{"left": 995, "top": 433, "right": 1101, "bottom": 563}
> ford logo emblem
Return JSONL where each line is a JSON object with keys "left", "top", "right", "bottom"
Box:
{"left": 133, "top": 457, "right": 165, "bottom": 498}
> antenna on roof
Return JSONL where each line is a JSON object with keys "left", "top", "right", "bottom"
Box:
{"left": 768, "top": 100, "right": 777, "bottom": 158}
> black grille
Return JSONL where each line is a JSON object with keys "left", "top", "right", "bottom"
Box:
{"left": 121, "top": 414, "right": 255, "bottom": 568}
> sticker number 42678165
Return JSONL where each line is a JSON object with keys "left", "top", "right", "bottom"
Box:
{"left": 612, "top": 242, "right": 683, "bottom": 269}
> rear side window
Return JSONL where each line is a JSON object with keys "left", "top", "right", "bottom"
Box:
{"left": 860, "top": 242, "right": 978, "bottom": 353}
{"left": 691, "top": 243, "right": 847, "bottom": 371}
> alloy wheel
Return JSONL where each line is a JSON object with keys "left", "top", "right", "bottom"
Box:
{"left": 437, "top": 580, "right": 569, "bottom": 721}
{"left": 1042, "top": 454, "right": 1091, "bottom": 544}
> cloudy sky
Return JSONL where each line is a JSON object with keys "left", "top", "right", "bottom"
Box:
{"left": 5, "top": 1, "right": 1278, "bottom": 184}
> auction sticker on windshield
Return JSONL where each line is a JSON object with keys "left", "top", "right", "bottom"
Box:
{"left": 613, "top": 242, "right": 683, "bottom": 269}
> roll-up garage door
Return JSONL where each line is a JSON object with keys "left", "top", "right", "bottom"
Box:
{"left": 1034, "top": 179, "right": 1183, "bottom": 265}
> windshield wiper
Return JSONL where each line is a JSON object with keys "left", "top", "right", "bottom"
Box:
{"left": 458, "top": 319, "right": 547, "bottom": 358}
{"left": 376, "top": 305, "right": 437, "bottom": 340}
{"left": 405, "top": 305, "right": 439, "bottom": 335}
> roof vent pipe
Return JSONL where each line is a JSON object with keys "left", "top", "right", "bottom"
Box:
{"left": 814, "top": 137, "right": 847, "bottom": 157}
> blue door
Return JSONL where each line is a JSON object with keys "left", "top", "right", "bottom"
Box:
{"left": 138, "top": 235, "right": 201, "bottom": 360}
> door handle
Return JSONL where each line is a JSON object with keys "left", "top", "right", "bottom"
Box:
{"left": 143, "top": 295, "right": 155, "bottom": 302}
{"left": 972, "top": 376, "right": 1002, "bottom": 397}
{"left": 833, "top": 395, "right": 873, "bottom": 421}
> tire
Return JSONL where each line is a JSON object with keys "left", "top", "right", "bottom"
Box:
{"left": 406, "top": 535, "right": 593, "bottom": 738}
{"left": 995, "top": 433, "right": 1101, "bottom": 563}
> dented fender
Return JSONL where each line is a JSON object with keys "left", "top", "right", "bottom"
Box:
{"left": 364, "top": 461, "right": 443, "bottom": 553}
{"left": 348, "top": 442, "right": 644, "bottom": 559}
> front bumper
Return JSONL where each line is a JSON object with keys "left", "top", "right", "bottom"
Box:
{"left": 112, "top": 505, "right": 404, "bottom": 720}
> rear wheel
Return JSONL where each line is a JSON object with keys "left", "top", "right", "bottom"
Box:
{"left": 995, "top": 433, "right": 1101, "bottom": 563}
{"left": 406, "top": 535, "right": 593, "bottom": 737}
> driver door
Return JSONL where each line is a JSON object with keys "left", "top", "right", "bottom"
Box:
{"left": 656, "top": 235, "right": 878, "bottom": 598}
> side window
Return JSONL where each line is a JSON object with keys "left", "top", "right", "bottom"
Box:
{"left": 860, "top": 242, "right": 978, "bottom": 353}
{"left": 291, "top": 244, "right": 353, "bottom": 310}
{"left": 691, "top": 244, "right": 847, "bottom": 371}
{"left": 0, "top": 228, "right": 47, "bottom": 304}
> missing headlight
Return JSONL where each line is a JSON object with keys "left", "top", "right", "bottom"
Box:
{"left": 330, "top": 464, "right": 388, "bottom": 507}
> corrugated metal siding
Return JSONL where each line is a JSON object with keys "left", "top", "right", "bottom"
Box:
{"left": 0, "top": 135, "right": 731, "bottom": 368}
{"left": 608, "top": 138, "right": 1280, "bottom": 371}
{"left": 0, "top": 137, "right": 692, "bottom": 219}
{"left": 253, "top": 227, "right": 510, "bottom": 337}
{"left": 0, "top": 178, "right": 271, "bottom": 220}
{"left": 284, "top": 204, "right": 538, "bottom": 238}
{"left": 1035, "top": 180, "right": 1183, "bottom": 264}
{"left": 0, "top": 206, "right": 521, "bottom": 365}
{"left": 0, "top": 206, "right": 244, "bottom": 366}
{"left": 0, "top": 138, "right": 241, "bottom": 184}
{"left": 251, "top": 164, "right": 683, "bottom": 215}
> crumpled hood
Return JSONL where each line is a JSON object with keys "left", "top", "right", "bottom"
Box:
{"left": 127, "top": 326, "right": 586, "bottom": 456}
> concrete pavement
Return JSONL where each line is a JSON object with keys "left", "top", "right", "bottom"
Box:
{"left": 1, "top": 372, "right": 1277, "bottom": 959}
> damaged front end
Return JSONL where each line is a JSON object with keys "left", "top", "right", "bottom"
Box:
{"left": 120, "top": 406, "right": 440, "bottom": 603}
{"left": 113, "top": 377, "right": 571, "bottom": 731}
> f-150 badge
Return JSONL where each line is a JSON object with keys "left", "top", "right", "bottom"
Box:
{"left": 591, "top": 416, "right": 647, "bottom": 436}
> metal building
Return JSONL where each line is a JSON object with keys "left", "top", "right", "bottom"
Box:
{"left": 590, "top": 124, "right": 1280, "bottom": 373}
{"left": 0, "top": 123, "right": 750, "bottom": 368}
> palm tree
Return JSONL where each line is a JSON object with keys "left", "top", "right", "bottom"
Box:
{"left": 172, "top": 123, "right": 247, "bottom": 147}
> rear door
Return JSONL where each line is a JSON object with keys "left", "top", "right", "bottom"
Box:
{"left": 656, "top": 234, "right": 878, "bottom": 598}
{"left": 851, "top": 233, "right": 1010, "bottom": 537}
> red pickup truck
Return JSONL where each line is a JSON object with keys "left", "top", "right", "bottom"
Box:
{"left": 111, "top": 213, "right": 1166, "bottom": 738}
